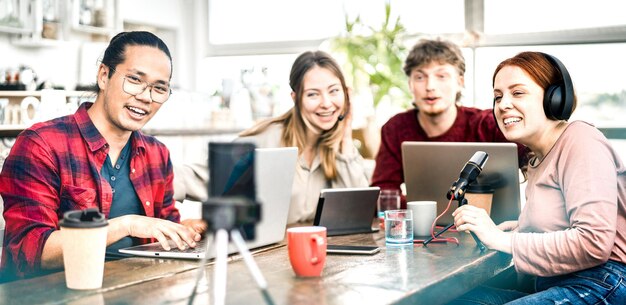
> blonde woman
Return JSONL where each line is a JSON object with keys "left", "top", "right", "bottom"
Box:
{"left": 237, "top": 51, "right": 370, "bottom": 224}
{"left": 173, "top": 51, "right": 369, "bottom": 224}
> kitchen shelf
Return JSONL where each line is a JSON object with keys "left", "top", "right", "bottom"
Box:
{"left": 10, "top": 36, "right": 65, "bottom": 48}
{"left": 0, "top": 125, "right": 26, "bottom": 137}
{"left": 0, "top": 24, "right": 33, "bottom": 34}
{"left": 0, "top": 90, "right": 92, "bottom": 97}
{"left": 72, "top": 24, "right": 115, "bottom": 35}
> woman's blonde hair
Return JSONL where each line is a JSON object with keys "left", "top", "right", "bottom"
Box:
{"left": 240, "top": 51, "right": 351, "bottom": 180}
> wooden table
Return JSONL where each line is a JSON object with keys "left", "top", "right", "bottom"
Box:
{"left": 0, "top": 230, "right": 512, "bottom": 305}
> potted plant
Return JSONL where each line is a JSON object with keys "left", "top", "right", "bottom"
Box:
{"left": 329, "top": 1, "right": 412, "bottom": 109}
{"left": 328, "top": 2, "right": 413, "bottom": 158}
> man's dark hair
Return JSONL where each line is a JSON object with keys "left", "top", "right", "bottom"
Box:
{"left": 95, "top": 31, "right": 172, "bottom": 91}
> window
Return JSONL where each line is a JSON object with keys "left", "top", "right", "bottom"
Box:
{"left": 203, "top": 0, "right": 626, "bottom": 137}
{"left": 208, "top": 0, "right": 344, "bottom": 44}
{"left": 474, "top": 43, "right": 626, "bottom": 127}
{"left": 484, "top": 0, "right": 626, "bottom": 34}
{"left": 204, "top": 0, "right": 467, "bottom": 120}
{"left": 207, "top": 0, "right": 465, "bottom": 48}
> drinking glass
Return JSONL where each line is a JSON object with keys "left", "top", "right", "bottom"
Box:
{"left": 377, "top": 189, "right": 400, "bottom": 229}
{"left": 384, "top": 209, "right": 413, "bottom": 246}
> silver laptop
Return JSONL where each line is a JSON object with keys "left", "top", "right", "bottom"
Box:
{"left": 313, "top": 187, "right": 380, "bottom": 236}
{"left": 119, "top": 147, "right": 298, "bottom": 259}
{"left": 402, "top": 142, "right": 521, "bottom": 225}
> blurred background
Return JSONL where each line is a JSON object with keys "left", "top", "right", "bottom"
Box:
{"left": 1, "top": 0, "right": 625, "bottom": 176}
{"left": 2, "top": 0, "right": 626, "bottom": 259}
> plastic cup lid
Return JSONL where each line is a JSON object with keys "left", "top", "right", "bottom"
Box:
{"left": 466, "top": 183, "right": 494, "bottom": 194}
{"left": 59, "top": 208, "right": 108, "bottom": 228}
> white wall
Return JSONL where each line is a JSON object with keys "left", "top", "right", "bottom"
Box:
{"left": 119, "top": 0, "right": 198, "bottom": 91}
{"left": 1, "top": 0, "right": 198, "bottom": 91}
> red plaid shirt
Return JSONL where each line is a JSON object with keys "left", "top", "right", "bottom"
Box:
{"left": 0, "top": 102, "right": 180, "bottom": 280}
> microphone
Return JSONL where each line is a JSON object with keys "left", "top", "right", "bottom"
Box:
{"left": 338, "top": 114, "right": 345, "bottom": 121}
{"left": 424, "top": 151, "right": 489, "bottom": 251}
{"left": 447, "top": 151, "right": 489, "bottom": 200}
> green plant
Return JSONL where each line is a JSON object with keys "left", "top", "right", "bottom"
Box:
{"left": 330, "top": 2, "right": 412, "bottom": 108}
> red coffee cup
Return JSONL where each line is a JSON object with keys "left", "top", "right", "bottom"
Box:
{"left": 287, "top": 226, "right": 327, "bottom": 277}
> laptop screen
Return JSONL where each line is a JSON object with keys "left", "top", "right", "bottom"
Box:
{"left": 401, "top": 142, "right": 521, "bottom": 225}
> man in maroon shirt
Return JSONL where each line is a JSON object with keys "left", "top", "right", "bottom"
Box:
{"left": 0, "top": 32, "right": 206, "bottom": 281}
{"left": 371, "top": 39, "right": 526, "bottom": 207}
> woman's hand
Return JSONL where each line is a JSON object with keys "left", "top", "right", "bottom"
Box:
{"left": 181, "top": 219, "right": 208, "bottom": 235}
{"left": 497, "top": 220, "right": 519, "bottom": 232}
{"left": 124, "top": 215, "right": 203, "bottom": 251}
{"left": 452, "top": 205, "right": 513, "bottom": 253}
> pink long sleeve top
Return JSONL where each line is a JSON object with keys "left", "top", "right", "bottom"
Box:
{"left": 512, "top": 121, "right": 626, "bottom": 277}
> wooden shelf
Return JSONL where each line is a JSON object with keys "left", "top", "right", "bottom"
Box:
{"left": 72, "top": 24, "right": 115, "bottom": 36}
{"left": 10, "top": 37, "right": 65, "bottom": 48}
{"left": 0, "top": 24, "right": 32, "bottom": 34}
{"left": 0, "top": 90, "right": 92, "bottom": 97}
{"left": 0, "top": 125, "right": 26, "bottom": 138}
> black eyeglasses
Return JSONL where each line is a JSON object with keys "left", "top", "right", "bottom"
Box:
{"left": 109, "top": 67, "right": 172, "bottom": 104}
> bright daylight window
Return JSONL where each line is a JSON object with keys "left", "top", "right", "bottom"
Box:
{"left": 208, "top": 0, "right": 344, "bottom": 44}
{"left": 208, "top": 0, "right": 464, "bottom": 45}
{"left": 201, "top": 0, "right": 465, "bottom": 113}
{"left": 203, "top": 0, "right": 626, "bottom": 148}
{"left": 484, "top": 0, "right": 626, "bottom": 34}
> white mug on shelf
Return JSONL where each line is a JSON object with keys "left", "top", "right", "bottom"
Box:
{"left": 20, "top": 96, "right": 40, "bottom": 126}
{"left": 36, "top": 89, "right": 67, "bottom": 123}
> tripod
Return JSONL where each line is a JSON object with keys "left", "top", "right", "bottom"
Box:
{"left": 423, "top": 192, "right": 486, "bottom": 251}
{"left": 188, "top": 198, "right": 275, "bottom": 305}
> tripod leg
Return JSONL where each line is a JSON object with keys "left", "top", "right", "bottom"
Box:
{"left": 231, "top": 230, "right": 275, "bottom": 305}
{"left": 188, "top": 232, "right": 214, "bottom": 305}
{"left": 214, "top": 229, "right": 229, "bottom": 305}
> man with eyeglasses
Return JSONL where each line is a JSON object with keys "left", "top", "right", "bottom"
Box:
{"left": 0, "top": 31, "right": 207, "bottom": 282}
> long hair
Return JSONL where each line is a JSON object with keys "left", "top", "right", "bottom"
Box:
{"left": 492, "top": 51, "right": 578, "bottom": 178}
{"left": 240, "top": 51, "right": 351, "bottom": 180}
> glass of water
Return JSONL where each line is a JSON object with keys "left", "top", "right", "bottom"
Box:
{"left": 384, "top": 209, "right": 414, "bottom": 246}
{"left": 377, "top": 189, "right": 401, "bottom": 230}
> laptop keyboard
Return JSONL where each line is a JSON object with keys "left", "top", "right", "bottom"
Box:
{"left": 166, "top": 239, "right": 208, "bottom": 254}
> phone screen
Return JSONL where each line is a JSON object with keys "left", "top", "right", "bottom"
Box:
{"left": 207, "top": 142, "right": 256, "bottom": 239}
{"left": 326, "top": 245, "right": 380, "bottom": 255}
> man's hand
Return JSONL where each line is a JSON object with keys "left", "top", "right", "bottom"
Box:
{"left": 124, "top": 215, "right": 203, "bottom": 251}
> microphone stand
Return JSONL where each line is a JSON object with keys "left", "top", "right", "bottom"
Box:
{"left": 423, "top": 191, "right": 486, "bottom": 251}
